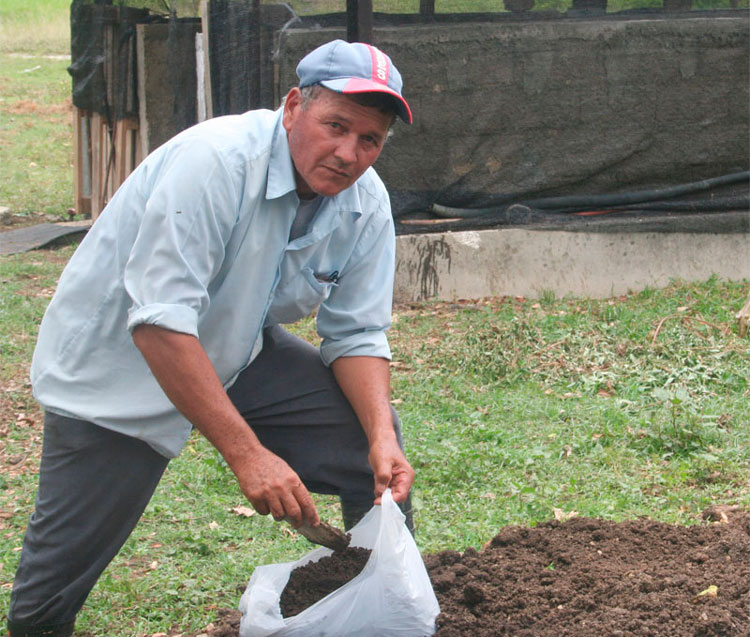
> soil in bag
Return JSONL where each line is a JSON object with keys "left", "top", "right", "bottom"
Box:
{"left": 279, "top": 546, "right": 372, "bottom": 617}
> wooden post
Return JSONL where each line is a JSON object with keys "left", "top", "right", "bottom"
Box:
{"left": 73, "top": 108, "right": 92, "bottom": 217}
{"left": 420, "top": 0, "right": 435, "bottom": 16}
{"left": 90, "top": 112, "right": 103, "bottom": 218}
{"left": 346, "top": 0, "right": 373, "bottom": 44}
{"left": 251, "top": 0, "right": 262, "bottom": 110}
{"left": 200, "top": 0, "right": 213, "bottom": 120}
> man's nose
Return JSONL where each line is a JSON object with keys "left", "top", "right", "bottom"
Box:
{"left": 334, "top": 134, "right": 358, "bottom": 164}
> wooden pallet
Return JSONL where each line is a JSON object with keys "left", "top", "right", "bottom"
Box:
{"left": 74, "top": 109, "right": 142, "bottom": 220}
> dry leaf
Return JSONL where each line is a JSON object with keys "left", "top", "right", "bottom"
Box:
{"left": 702, "top": 504, "right": 740, "bottom": 524}
{"left": 230, "top": 505, "right": 255, "bottom": 518}
{"left": 209, "top": 521, "right": 220, "bottom": 530}
{"left": 553, "top": 508, "right": 579, "bottom": 522}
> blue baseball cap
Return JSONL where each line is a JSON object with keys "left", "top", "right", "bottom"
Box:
{"left": 296, "top": 39, "right": 412, "bottom": 124}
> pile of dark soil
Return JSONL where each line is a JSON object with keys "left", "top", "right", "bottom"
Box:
{"left": 426, "top": 507, "right": 749, "bottom": 636}
{"left": 183, "top": 507, "right": 749, "bottom": 636}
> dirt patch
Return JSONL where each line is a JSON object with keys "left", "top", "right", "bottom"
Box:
{"left": 3, "top": 97, "right": 73, "bottom": 116}
{"left": 280, "top": 546, "right": 371, "bottom": 617}
{"left": 0, "top": 212, "right": 73, "bottom": 233}
{"left": 181, "top": 507, "right": 749, "bottom": 636}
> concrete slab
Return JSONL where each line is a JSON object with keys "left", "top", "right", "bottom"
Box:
{"left": 394, "top": 228, "right": 750, "bottom": 301}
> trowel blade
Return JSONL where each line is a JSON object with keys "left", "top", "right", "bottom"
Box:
{"left": 292, "top": 519, "right": 351, "bottom": 552}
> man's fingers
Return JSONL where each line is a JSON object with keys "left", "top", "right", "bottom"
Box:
{"left": 267, "top": 495, "right": 287, "bottom": 522}
{"left": 252, "top": 500, "right": 270, "bottom": 516}
{"left": 275, "top": 482, "right": 320, "bottom": 528}
{"left": 297, "top": 486, "right": 320, "bottom": 526}
{"left": 389, "top": 473, "right": 411, "bottom": 503}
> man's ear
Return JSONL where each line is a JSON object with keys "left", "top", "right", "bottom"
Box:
{"left": 282, "top": 87, "right": 302, "bottom": 133}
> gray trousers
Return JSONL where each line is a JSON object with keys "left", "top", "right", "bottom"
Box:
{"left": 9, "top": 325, "right": 403, "bottom": 629}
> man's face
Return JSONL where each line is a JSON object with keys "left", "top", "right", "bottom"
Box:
{"left": 282, "top": 87, "right": 391, "bottom": 199}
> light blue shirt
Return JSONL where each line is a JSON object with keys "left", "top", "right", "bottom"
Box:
{"left": 30, "top": 108, "right": 396, "bottom": 457}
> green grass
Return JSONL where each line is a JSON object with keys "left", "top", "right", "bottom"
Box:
{"left": 388, "top": 280, "right": 750, "bottom": 550}
{"left": 0, "top": 54, "right": 74, "bottom": 218}
{"left": 1, "top": 250, "right": 748, "bottom": 634}
{"left": 0, "top": 0, "right": 71, "bottom": 54}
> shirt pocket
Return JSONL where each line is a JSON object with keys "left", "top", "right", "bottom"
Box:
{"left": 265, "top": 266, "right": 337, "bottom": 325}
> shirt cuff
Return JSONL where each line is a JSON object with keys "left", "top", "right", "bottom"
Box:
{"left": 319, "top": 330, "right": 392, "bottom": 366}
{"left": 127, "top": 303, "right": 200, "bottom": 337}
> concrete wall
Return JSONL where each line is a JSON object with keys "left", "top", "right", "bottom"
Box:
{"left": 277, "top": 16, "right": 750, "bottom": 214}
{"left": 393, "top": 228, "right": 750, "bottom": 302}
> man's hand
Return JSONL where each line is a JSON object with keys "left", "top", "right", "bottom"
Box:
{"left": 232, "top": 445, "right": 318, "bottom": 528}
{"left": 368, "top": 435, "right": 414, "bottom": 505}
{"left": 132, "top": 324, "right": 319, "bottom": 528}
{"left": 331, "top": 355, "right": 415, "bottom": 504}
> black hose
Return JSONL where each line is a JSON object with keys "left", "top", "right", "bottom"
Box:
{"left": 431, "top": 171, "right": 750, "bottom": 218}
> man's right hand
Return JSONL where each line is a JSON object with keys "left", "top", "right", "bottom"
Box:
{"left": 132, "top": 324, "right": 320, "bottom": 528}
{"left": 233, "top": 445, "right": 319, "bottom": 528}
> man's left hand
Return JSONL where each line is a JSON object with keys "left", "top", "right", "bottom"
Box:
{"left": 368, "top": 435, "right": 414, "bottom": 505}
{"left": 330, "top": 355, "right": 415, "bottom": 505}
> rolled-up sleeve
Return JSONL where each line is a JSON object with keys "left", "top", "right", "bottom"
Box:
{"left": 124, "top": 139, "right": 239, "bottom": 337}
{"left": 317, "top": 208, "right": 395, "bottom": 366}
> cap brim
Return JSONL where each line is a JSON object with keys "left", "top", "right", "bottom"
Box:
{"left": 320, "top": 78, "right": 412, "bottom": 124}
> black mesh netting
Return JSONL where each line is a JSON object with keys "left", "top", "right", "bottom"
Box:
{"left": 68, "top": 1, "right": 749, "bottom": 234}
{"left": 394, "top": 173, "right": 750, "bottom": 235}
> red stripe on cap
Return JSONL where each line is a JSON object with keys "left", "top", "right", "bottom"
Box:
{"left": 364, "top": 44, "right": 389, "bottom": 86}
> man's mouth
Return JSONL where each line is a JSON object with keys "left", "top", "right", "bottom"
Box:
{"left": 324, "top": 166, "right": 350, "bottom": 179}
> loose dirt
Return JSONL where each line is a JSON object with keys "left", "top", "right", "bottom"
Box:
{"left": 182, "top": 506, "right": 749, "bottom": 636}
{"left": 279, "top": 546, "right": 371, "bottom": 617}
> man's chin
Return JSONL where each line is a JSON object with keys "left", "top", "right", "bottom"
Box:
{"left": 311, "top": 179, "right": 354, "bottom": 198}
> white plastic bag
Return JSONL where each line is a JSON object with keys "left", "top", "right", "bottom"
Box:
{"left": 238, "top": 489, "right": 440, "bottom": 637}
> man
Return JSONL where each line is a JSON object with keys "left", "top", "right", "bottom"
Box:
{"left": 8, "top": 39, "right": 414, "bottom": 637}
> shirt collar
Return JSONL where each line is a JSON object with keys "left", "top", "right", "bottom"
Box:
{"left": 266, "top": 109, "right": 298, "bottom": 200}
{"left": 265, "top": 108, "right": 363, "bottom": 220}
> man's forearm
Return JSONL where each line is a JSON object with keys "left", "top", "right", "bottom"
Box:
{"left": 330, "top": 355, "right": 395, "bottom": 443}
{"left": 331, "top": 355, "right": 414, "bottom": 503}
{"left": 131, "top": 324, "right": 262, "bottom": 465}
{"left": 131, "top": 324, "right": 318, "bottom": 525}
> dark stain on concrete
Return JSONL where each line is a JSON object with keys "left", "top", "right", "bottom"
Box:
{"left": 415, "top": 236, "right": 451, "bottom": 300}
